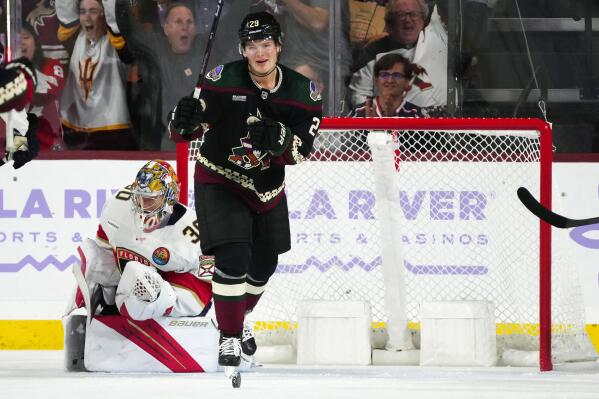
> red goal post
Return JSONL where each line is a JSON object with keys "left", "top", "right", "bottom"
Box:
{"left": 320, "top": 117, "right": 553, "bottom": 371}
{"left": 176, "top": 117, "right": 594, "bottom": 372}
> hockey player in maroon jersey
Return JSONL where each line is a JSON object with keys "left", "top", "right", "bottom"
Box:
{"left": 169, "top": 11, "right": 322, "bottom": 370}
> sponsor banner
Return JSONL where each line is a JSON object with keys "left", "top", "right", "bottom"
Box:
{"left": 1, "top": 160, "right": 599, "bottom": 321}
{"left": 0, "top": 160, "right": 147, "bottom": 318}
{"left": 554, "top": 164, "right": 599, "bottom": 322}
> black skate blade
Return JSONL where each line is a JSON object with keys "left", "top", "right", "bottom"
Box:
{"left": 224, "top": 366, "right": 241, "bottom": 388}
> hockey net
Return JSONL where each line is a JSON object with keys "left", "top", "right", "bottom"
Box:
{"left": 179, "top": 117, "right": 595, "bottom": 370}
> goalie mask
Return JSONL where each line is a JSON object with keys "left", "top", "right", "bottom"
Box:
{"left": 131, "top": 160, "right": 180, "bottom": 232}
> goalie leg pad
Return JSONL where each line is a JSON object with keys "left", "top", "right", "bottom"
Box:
{"left": 116, "top": 261, "right": 176, "bottom": 320}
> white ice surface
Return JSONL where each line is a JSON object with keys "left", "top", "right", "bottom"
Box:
{"left": 2, "top": 351, "right": 599, "bottom": 399}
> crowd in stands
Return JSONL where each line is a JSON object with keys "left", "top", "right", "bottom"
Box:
{"left": 6, "top": 0, "right": 595, "bottom": 153}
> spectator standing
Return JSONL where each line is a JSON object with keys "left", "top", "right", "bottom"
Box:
{"left": 349, "top": 0, "right": 387, "bottom": 49}
{"left": 349, "top": 0, "right": 447, "bottom": 109}
{"left": 104, "top": 1, "right": 221, "bottom": 150}
{"left": 193, "top": 0, "right": 248, "bottom": 64}
{"left": 278, "top": 0, "right": 351, "bottom": 113}
{"left": 23, "top": 0, "right": 70, "bottom": 65}
{"left": 57, "top": 0, "right": 135, "bottom": 150}
{"left": 21, "top": 22, "right": 66, "bottom": 150}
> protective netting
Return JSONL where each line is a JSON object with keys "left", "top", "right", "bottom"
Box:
{"left": 186, "top": 123, "right": 595, "bottom": 363}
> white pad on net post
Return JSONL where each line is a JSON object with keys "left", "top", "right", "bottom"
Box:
{"left": 116, "top": 261, "right": 176, "bottom": 320}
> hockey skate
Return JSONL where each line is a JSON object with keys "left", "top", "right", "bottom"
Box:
{"left": 241, "top": 323, "right": 257, "bottom": 358}
{"left": 219, "top": 333, "right": 242, "bottom": 388}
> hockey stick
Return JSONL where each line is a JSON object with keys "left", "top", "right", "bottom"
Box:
{"left": 177, "top": 0, "right": 223, "bottom": 205}
{"left": 192, "top": 0, "right": 224, "bottom": 99}
{"left": 517, "top": 187, "right": 599, "bottom": 228}
{"left": 2, "top": 0, "right": 17, "bottom": 164}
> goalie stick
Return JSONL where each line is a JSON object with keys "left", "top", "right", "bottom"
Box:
{"left": 517, "top": 187, "right": 599, "bottom": 228}
{"left": 3, "top": 0, "right": 19, "bottom": 163}
{"left": 177, "top": 0, "right": 224, "bottom": 205}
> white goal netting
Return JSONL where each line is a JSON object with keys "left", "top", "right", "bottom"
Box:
{"left": 185, "top": 118, "right": 595, "bottom": 367}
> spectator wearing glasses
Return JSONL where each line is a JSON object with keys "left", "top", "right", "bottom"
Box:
{"left": 349, "top": 0, "right": 447, "bottom": 110}
{"left": 348, "top": 53, "right": 425, "bottom": 118}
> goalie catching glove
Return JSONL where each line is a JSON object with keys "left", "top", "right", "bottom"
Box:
{"left": 247, "top": 115, "right": 292, "bottom": 156}
{"left": 1, "top": 112, "right": 39, "bottom": 169}
{"left": 170, "top": 96, "right": 205, "bottom": 137}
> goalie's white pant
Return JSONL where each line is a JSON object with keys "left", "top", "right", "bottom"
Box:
{"left": 116, "top": 261, "right": 177, "bottom": 320}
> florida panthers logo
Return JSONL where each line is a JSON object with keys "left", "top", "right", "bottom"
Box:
{"left": 115, "top": 248, "right": 150, "bottom": 273}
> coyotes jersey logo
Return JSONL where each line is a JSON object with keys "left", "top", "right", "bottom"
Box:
{"left": 26, "top": 0, "right": 56, "bottom": 29}
{"left": 228, "top": 134, "right": 271, "bottom": 170}
{"left": 228, "top": 109, "right": 271, "bottom": 170}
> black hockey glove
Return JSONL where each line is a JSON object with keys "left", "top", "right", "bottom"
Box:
{"left": 1, "top": 113, "right": 40, "bottom": 169}
{"left": 247, "top": 115, "right": 292, "bottom": 156}
{"left": 170, "top": 96, "right": 205, "bottom": 136}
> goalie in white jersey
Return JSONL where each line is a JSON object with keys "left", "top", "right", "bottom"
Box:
{"left": 71, "top": 159, "right": 213, "bottom": 320}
